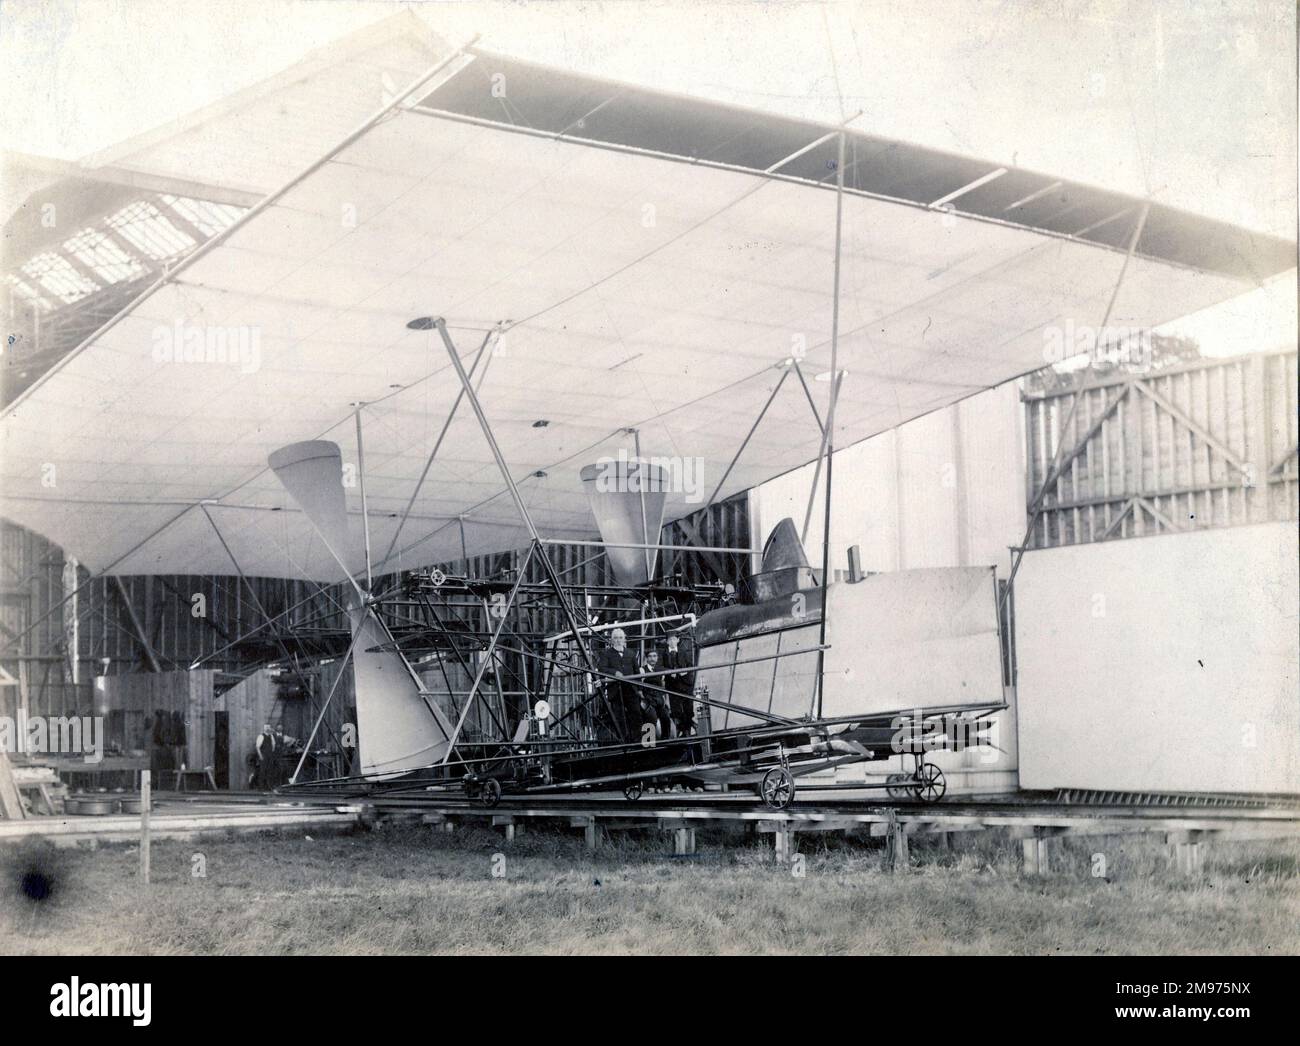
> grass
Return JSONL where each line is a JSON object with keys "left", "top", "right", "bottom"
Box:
{"left": 2, "top": 821, "right": 1298, "bottom": 955}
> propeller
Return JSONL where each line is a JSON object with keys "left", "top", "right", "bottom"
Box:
{"left": 578, "top": 457, "right": 668, "bottom": 586}
{"left": 268, "top": 440, "right": 453, "bottom": 777}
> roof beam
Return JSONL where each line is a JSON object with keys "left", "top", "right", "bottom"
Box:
{"left": 763, "top": 115, "right": 863, "bottom": 173}
{"left": 80, "top": 164, "right": 262, "bottom": 210}
{"left": 1004, "top": 180, "right": 1063, "bottom": 212}
{"left": 929, "top": 167, "right": 1007, "bottom": 209}
{"left": 111, "top": 576, "right": 162, "bottom": 673}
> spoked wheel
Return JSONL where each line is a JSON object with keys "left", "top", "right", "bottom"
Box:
{"left": 623, "top": 781, "right": 645, "bottom": 801}
{"left": 885, "top": 772, "right": 912, "bottom": 801}
{"left": 913, "top": 763, "right": 946, "bottom": 803}
{"left": 759, "top": 767, "right": 795, "bottom": 810}
{"left": 479, "top": 777, "right": 502, "bottom": 809}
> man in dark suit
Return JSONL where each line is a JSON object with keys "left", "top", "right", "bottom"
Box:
{"left": 595, "top": 628, "right": 640, "bottom": 742}
{"left": 663, "top": 632, "right": 697, "bottom": 737}
{"left": 254, "top": 723, "right": 277, "bottom": 790}
{"left": 639, "top": 648, "right": 673, "bottom": 740}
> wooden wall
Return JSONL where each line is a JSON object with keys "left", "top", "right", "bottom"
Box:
{"left": 1023, "top": 351, "right": 1298, "bottom": 547}
{"left": 220, "top": 670, "right": 278, "bottom": 786}
{"left": 98, "top": 669, "right": 215, "bottom": 768}
{"left": 74, "top": 666, "right": 317, "bottom": 786}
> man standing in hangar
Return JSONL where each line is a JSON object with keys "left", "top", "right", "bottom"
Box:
{"left": 663, "top": 631, "right": 697, "bottom": 737}
{"left": 596, "top": 628, "right": 641, "bottom": 742}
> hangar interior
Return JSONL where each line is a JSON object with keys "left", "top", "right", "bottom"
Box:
{"left": 1, "top": 13, "right": 1296, "bottom": 811}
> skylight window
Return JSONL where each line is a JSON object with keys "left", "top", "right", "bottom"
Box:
{"left": 21, "top": 251, "right": 99, "bottom": 304}
{"left": 4, "top": 274, "right": 54, "bottom": 312}
{"left": 64, "top": 227, "right": 146, "bottom": 285}
{"left": 160, "top": 194, "right": 245, "bottom": 238}
{"left": 105, "top": 200, "right": 196, "bottom": 260}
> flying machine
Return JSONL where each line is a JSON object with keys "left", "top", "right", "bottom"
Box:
{"left": 266, "top": 431, "right": 1003, "bottom": 808}
{"left": 1, "top": 34, "right": 1290, "bottom": 812}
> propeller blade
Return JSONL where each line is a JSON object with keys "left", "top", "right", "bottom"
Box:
{"left": 267, "top": 440, "right": 358, "bottom": 581}
{"left": 268, "top": 439, "right": 453, "bottom": 777}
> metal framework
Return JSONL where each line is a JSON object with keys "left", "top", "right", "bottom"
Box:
{"left": 254, "top": 289, "right": 1001, "bottom": 806}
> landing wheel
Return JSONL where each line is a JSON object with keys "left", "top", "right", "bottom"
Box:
{"left": 913, "top": 763, "right": 946, "bottom": 803}
{"left": 623, "top": 781, "right": 644, "bottom": 801}
{"left": 885, "top": 772, "right": 912, "bottom": 801}
{"left": 760, "top": 767, "right": 795, "bottom": 810}
{"left": 479, "top": 777, "right": 502, "bottom": 809}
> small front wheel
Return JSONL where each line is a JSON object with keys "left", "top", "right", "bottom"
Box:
{"left": 480, "top": 777, "right": 502, "bottom": 808}
{"left": 913, "top": 763, "right": 946, "bottom": 803}
{"left": 760, "top": 767, "right": 795, "bottom": 810}
{"left": 623, "top": 781, "right": 644, "bottom": 801}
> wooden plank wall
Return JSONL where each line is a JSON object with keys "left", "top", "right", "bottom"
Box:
{"left": 1023, "top": 351, "right": 1298, "bottom": 547}
{"left": 0, "top": 681, "right": 92, "bottom": 720}
{"left": 0, "top": 524, "right": 67, "bottom": 662}
{"left": 74, "top": 573, "right": 348, "bottom": 670}
{"left": 98, "top": 669, "right": 215, "bottom": 767}
{"left": 0, "top": 532, "right": 351, "bottom": 677}
{"left": 220, "top": 670, "right": 278, "bottom": 784}
{"left": 660, "top": 495, "right": 750, "bottom": 588}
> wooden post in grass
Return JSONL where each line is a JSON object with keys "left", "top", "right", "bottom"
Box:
{"left": 572, "top": 816, "right": 599, "bottom": 851}
{"left": 1021, "top": 835, "right": 1050, "bottom": 876}
{"left": 1167, "top": 831, "right": 1204, "bottom": 876}
{"left": 886, "top": 809, "right": 908, "bottom": 872}
{"left": 139, "top": 770, "right": 151, "bottom": 885}
{"left": 773, "top": 825, "right": 793, "bottom": 863}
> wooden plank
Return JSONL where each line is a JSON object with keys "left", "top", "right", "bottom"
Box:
{"left": 1099, "top": 498, "right": 1135, "bottom": 541}
{"left": 1134, "top": 379, "right": 1249, "bottom": 476}
{"left": 0, "top": 749, "right": 27, "bottom": 819}
{"left": 0, "top": 809, "right": 355, "bottom": 841}
{"left": 1047, "top": 479, "right": 1241, "bottom": 513}
{"left": 139, "top": 770, "right": 151, "bottom": 883}
{"left": 1244, "top": 352, "right": 1268, "bottom": 526}
{"left": 1037, "top": 384, "right": 1130, "bottom": 513}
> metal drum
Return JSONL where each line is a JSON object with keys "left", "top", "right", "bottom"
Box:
{"left": 118, "top": 796, "right": 153, "bottom": 815}
{"left": 66, "top": 796, "right": 121, "bottom": 816}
